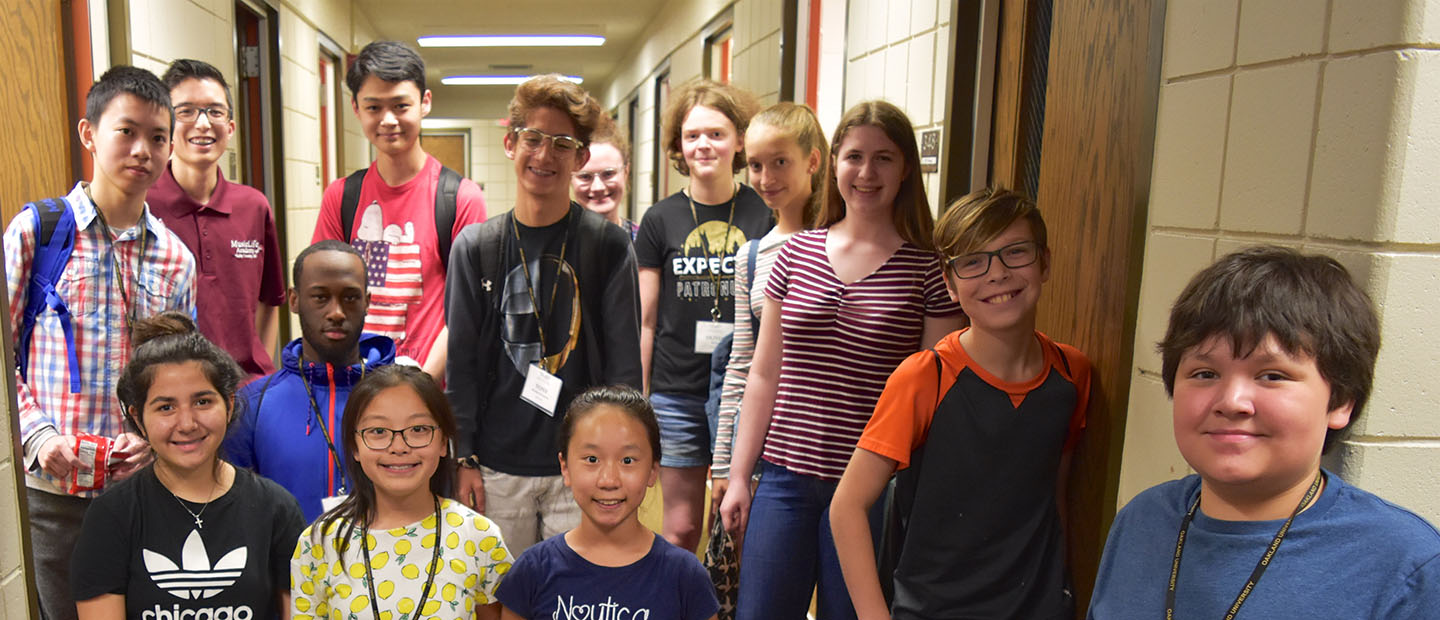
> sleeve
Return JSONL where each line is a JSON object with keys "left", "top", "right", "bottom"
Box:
{"left": 69, "top": 490, "right": 132, "bottom": 601}
{"left": 494, "top": 543, "right": 539, "bottom": 618}
{"left": 601, "top": 234, "right": 643, "bottom": 390}
{"left": 711, "top": 240, "right": 755, "bottom": 477}
{"left": 920, "top": 255, "right": 964, "bottom": 317}
{"left": 311, "top": 177, "right": 347, "bottom": 243}
{"left": 855, "top": 349, "right": 949, "bottom": 469}
{"left": 454, "top": 178, "right": 489, "bottom": 230}
{"left": 445, "top": 225, "right": 495, "bottom": 458}
{"left": 268, "top": 480, "right": 307, "bottom": 592}
{"left": 257, "top": 199, "right": 286, "bottom": 306}
{"left": 633, "top": 205, "right": 665, "bottom": 269}
{"left": 1382, "top": 554, "right": 1440, "bottom": 620}
{"left": 290, "top": 526, "right": 323, "bottom": 619}
{"left": 679, "top": 549, "right": 721, "bottom": 620}
{"left": 470, "top": 513, "right": 515, "bottom": 604}
{"left": 222, "top": 384, "right": 260, "bottom": 469}
{"left": 762, "top": 236, "right": 795, "bottom": 302}
{"left": 5, "top": 211, "right": 58, "bottom": 458}
{"left": 1058, "top": 343, "right": 1092, "bottom": 452}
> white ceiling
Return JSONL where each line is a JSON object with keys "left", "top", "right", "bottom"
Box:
{"left": 353, "top": 0, "right": 671, "bottom": 119}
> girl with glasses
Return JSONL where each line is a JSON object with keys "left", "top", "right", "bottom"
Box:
{"left": 571, "top": 118, "right": 635, "bottom": 239}
{"left": 72, "top": 312, "right": 305, "bottom": 619}
{"left": 291, "top": 365, "right": 515, "bottom": 620}
{"left": 718, "top": 101, "right": 966, "bottom": 619}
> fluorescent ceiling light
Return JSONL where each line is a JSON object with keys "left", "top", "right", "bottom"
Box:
{"left": 419, "top": 35, "right": 605, "bottom": 48}
{"left": 442, "top": 75, "right": 584, "bottom": 86}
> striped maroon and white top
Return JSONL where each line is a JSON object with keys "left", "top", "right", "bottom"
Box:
{"left": 761, "top": 229, "right": 962, "bottom": 480}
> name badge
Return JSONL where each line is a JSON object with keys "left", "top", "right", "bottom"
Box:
{"left": 521, "top": 363, "right": 563, "bottom": 416}
{"left": 694, "top": 321, "right": 734, "bottom": 354}
{"left": 321, "top": 494, "right": 349, "bottom": 514}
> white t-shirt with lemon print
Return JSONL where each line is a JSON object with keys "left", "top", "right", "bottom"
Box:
{"left": 291, "top": 498, "right": 515, "bottom": 620}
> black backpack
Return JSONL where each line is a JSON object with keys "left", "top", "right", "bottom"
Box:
{"left": 339, "top": 165, "right": 463, "bottom": 269}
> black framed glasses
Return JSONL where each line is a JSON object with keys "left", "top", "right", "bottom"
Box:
{"left": 513, "top": 127, "right": 583, "bottom": 154}
{"left": 175, "top": 105, "right": 230, "bottom": 124}
{"left": 947, "top": 241, "right": 1041, "bottom": 279}
{"left": 573, "top": 167, "right": 621, "bottom": 184}
{"left": 357, "top": 424, "right": 438, "bottom": 450}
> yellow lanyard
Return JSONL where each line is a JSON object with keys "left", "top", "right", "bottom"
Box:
{"left": 511, "top": 212, "right": 570, "bottom": 372}
{"left": 686, "top": 184, "right": 737, "bottom": 320}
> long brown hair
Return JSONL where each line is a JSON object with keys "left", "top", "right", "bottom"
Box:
{"left": 312, "top": 365, "right": 457, "bottom": 556}
{"left": 819, "top": 101, "right": 935, "bottom": 250}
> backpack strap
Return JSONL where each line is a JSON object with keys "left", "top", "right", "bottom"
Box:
{"left": 19, "top": 198, "right": 81, "bottom": 393}
{"left": 746, "top": 238, "right": 760, "bottom": 336}
{"left": 434, "top": 166, "right": 462, "bottom": 270}
{"left": 339, "top": 168, "right": 367, "bottom": 243}
{"left": 250, "top": 369, "right": 282, "bottom": 414}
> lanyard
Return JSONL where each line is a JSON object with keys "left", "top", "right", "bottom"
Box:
{"left": 300, "top": 360, "right": 365, "bottom": 495}
{"left": 510, "top": 212, "right": 570, "bottom": 373}
{"left": 686, "top": 184, "right": 737, "bottom": 320}
{"left": 363, "top": 494, "right": 441, "bottom": 620}
{"left": 85, "top": 187, "right": 148, "bottom": 339}
{"left": 1165, "top": 472, "right": 1323, "bottom": 620}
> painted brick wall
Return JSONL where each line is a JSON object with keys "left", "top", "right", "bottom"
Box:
{"left": 1120, "top": 0, "right": 1440, "bottom": 523}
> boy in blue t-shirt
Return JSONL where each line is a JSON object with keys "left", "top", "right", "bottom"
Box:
{"left": 1089, "top": 246, "right": 1440, "bottom": 618}
{"left": 830, "top": 188, "right": 1091, "bottom": 618}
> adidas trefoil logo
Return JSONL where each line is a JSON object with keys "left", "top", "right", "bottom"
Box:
{"left": 142, "top": 529, "right": 247, "bottom": 600}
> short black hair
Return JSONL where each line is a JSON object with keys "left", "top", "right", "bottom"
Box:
{"left": 85, "top": 65, "right": 173, "bottom": 128}
{"left": 162, "top": 59, "right": 234, "bottom": 116}
{"left": 1159, "top": 246, "right": 1381, "bottom": 453}
{"left": 346, "top": 40, "right": 426, "bottom": 100}
{"left": 293, "top": 240, "right": 365, "bottom": 288}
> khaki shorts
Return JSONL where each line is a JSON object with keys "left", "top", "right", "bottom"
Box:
{"left": 480, "top": 466, "right": 579, "bottom": 555}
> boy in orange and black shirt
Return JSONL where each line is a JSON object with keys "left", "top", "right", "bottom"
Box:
{"left": 830, "top": 188, "right": 1090, "bottom": 619}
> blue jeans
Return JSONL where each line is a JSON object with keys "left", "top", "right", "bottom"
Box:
{"left": 651, "top": 391, "right": 711, "bottom": 468}
{"left": 737, "top": 461, "right": 859, "bottom": 620}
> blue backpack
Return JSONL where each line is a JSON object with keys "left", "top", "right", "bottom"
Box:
{"left": 17, "top": 197, "right": 82, "bottom": 393}
{"left": 705, "top": 239, "right": 762, "bottom": 448}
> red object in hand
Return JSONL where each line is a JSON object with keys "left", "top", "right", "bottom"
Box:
{"left": 68, "top": 433, "right": 112, "bottom": 494}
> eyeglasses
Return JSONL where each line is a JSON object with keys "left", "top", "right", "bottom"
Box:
{"left": 356, "top": 424, "right": 438, "bottom": 450}
{"left": 573, "top": 167, "right": 621, "bottom": 184}
{"left": 947, "top": 241, "right": 1041, "bottom": 279}
{"left": 513, "top": 127, "right": 583, "bottom": 154}
{"left": 174, "top": 105, "right": 230, "bottom": 124}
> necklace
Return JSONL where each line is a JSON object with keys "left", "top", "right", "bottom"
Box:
{"left": 161, "top": 468, "right": 220, "bottom": 529}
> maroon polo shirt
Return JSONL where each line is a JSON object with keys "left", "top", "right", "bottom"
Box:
{"left": 147, "top": 163, "right": 286, "bottom": 378}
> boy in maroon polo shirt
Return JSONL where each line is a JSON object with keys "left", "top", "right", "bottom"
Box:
{"left": 147, "top": 59, "right": 285, "bottom": 380}
{"left": 312, "top": 40, "right": 488, "bottom": 378}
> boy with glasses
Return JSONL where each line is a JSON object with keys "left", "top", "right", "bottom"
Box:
{"left": 312, "top": 40, "right": 488, "bottom": 379}
{"left": 148, "top": 59, "right": 285, "bottom": 382}
{"left": 830, "top": 188, "right": 1091, "bottom": 618}
{"left": 447, "top": 75, "right": 641, "bottom": 554}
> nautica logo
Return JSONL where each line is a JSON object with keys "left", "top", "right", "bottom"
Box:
{"left": 142, "top": 529, "right": 247, "bottom": 600}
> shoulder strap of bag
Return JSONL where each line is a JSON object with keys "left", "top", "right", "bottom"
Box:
{"left": 746, "top": 238, "right": 760, "bottom": 335}
{"left": 19, "top": 197, "right": 81, "bottom": 393}
{"left": 434, "top": 165, "right": 462, "bottom": 270}
{"left": 339, "top": 168, "right": 367, "bottom": 243}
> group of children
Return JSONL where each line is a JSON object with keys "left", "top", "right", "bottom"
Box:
{"left": 11, "top": 34, "right": 1439, "bottom": 620}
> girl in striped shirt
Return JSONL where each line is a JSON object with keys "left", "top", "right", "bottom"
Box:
{"left": 718, "top": 101, "right": 965, "bottom": 619}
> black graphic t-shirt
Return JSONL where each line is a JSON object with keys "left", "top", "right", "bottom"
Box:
{"left": 71, "top": 465, "right": 304, "bottom": 619}
{"left": 635, "top": 185, "right": 772, "bottom": 395}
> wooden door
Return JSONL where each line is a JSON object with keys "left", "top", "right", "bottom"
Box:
{"left": 2, "top": 0, "right": 73, "bottom": 224}
{"left": 420, "top": 133, "right": 469, "bottom": 178}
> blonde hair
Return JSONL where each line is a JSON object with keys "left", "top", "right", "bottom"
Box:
{"left": 749, "top": 102, "right": 829, "bottom": 228}
{"left": 507, "top": 74, "right": 604, "bottom": 146}
{"left": 661, "top": 78, "right": 760, "bottom": 176}
{"left": 820, "top": 101, "right": 934, "bottom": 250}
{"left": 933, "top": 188, "right": 1049, "bottom": 279}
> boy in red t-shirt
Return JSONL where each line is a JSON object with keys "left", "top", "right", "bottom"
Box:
{"left": 830, "top": 188, "right": 1091, "bottom": 619}
{"left": 311, "top": 40, "right": 487, "bottom": 378}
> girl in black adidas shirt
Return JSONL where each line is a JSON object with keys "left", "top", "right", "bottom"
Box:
{"left": 71, "top": 312, "right": 304, "bottom": 619}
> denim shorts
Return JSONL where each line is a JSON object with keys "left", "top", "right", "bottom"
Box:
{"left": 651, "top": 391, "right": 711, "bottom": 468}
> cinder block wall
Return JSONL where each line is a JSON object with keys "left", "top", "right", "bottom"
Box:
{"left": 1119, "top": 0, "right": 1440, "bottom": 522}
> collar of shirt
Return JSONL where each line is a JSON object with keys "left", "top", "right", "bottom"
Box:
{"left": 70, "top": 181, "right": 166, "bottom": 241}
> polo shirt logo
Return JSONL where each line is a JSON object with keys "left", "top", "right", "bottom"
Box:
{"left": 230, "top": 239, "right": 261, "bottom": 260}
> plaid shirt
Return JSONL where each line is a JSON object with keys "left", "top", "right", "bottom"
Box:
{"left": 7, "top": 183, "right": 196, "bottom": 496}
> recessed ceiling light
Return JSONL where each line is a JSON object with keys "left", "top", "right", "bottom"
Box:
{"left": 418, "top": 35, "right": 605, "bottom": 48}
{"left": 441, "top": 75, "right": 585, "bottom": 86}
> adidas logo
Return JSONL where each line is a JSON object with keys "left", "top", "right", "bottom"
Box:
{"left": 142, "top": 529, "right": 247, "bottom": 600}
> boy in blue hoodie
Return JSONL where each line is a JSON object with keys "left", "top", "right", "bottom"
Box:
{"left": 224, "top": 240, "right": 395, "bottom": 521}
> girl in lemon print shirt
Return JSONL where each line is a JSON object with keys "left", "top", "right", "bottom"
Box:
{"left": 291, "top": 366, "right": 514, "bottom": 620}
